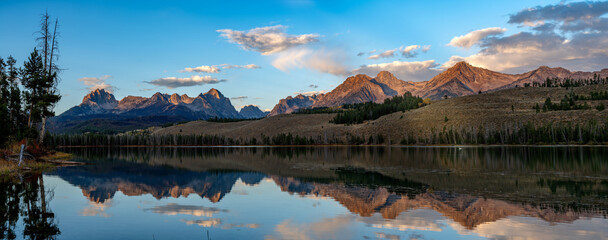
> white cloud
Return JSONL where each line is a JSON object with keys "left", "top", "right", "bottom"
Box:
{"left": 440, "top": 56, "right": 467, "bottom": 70}
{"left": 146, "top": 203, "right": 227, "bottom": 217}
{"left": 237, "top": 104, "right": 259, "bottom": 109}
{"left": 460, "top": 216, "right": 608, "bottom": 240}
{"left": 217, "top": 25, "right": 349, "bottom": 75}
{"left": 400, "top": 45, "right": 421, "bottom": 58}
{"left": 294, "top": 90, "right": 326, "bottom": 96}
{"left": 369, "top": 49, "right": 396, "bottom": 59}
{"left": 182, "top": 65, "right": 221, "bottom": 73}
{"left": 368, "top": 45, "right": 424, "bottom": 59}
{"left": 182, "top": 64, "right": 261, "bottom": 73}
{"left": 79, "top": 200, "right": 113, "bottom": 218}
{"left": 78, "top": 75, "right": 116, "bottom": 93}
{"left": 146, "top": 75, "right": 226, "bottom": 89}
{"left": 448, "top": 27, "right": 507, "bottom": 49}
{"left": 445, "top": 27, "right": 608, "bottom": 72}
{"left": 272, "top": 216, "right": 354, "bottom": 240}
{"left": 221, "top": 64, "right": 261, "bottom": 69}
{"left": 272, "top": 48, "right": 349, "bottom": 76}
{"left": 352, "top": 60, "right": 441, "bottom": 82}
{"left": 508, "top": 1, "right": 608, "bottom": 32}
{"left": 421, "top": 45, "right": 431, "bottom": 53}
{"left": 231, "top": 96, "right": 248, "bottom": 101}
{"left": 442, "top": 1, "right": 608, "bottom": 72}
{"left": 181, "top": 218, "right": 222, "bottom": 227}
{"left": 217, "top": 25, "right": 319, "bottom": 55}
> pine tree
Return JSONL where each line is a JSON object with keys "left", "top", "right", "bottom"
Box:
{"left": 21, "top": 49, "right": 60, "bottom": 141}
{"left": 0, "top": 57, "right": 10, "bottom": 145}
{"left": 6, "top": 56, "right": 22, "bottom": 138}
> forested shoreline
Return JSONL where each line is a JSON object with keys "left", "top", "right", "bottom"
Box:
{"left": 48, "top": 119, "right": 608, "bottom": 146}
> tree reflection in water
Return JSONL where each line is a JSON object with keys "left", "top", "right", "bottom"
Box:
{"left": 0, "top": 174, "right": 60, "bottom": 240}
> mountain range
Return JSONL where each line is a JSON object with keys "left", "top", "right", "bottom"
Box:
{"left": 49, "top": 88, "right": 268, "bottom": 133}
{"left": 53, "top": 61, "right": 608, "bottom": 133}
{"left": 269, "top": 62, "right": 608, "bottom": 115}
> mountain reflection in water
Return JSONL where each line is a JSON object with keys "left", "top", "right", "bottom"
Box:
{"left": 3, "top": 146, "right": 608, "bottom": 239}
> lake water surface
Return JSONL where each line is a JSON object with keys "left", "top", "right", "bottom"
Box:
{"left": 2, "top": 146, "right": 608, "bottom": 239}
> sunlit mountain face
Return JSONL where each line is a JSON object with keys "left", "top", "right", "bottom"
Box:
{"left": 4, "top": 146, "right": 599, "bottom": 239}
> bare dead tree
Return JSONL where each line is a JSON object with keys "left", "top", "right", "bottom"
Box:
{"left": 36, "top": 11, "right": 60, "bottom": 144}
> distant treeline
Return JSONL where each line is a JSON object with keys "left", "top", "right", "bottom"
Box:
{"left": 330, "top": 92, "right": 427, "bottom": 125}
{"left": 293, "top": 107, "right": 342, "bottom": 114}
{"left": 48, "top": 132, "right": 341, "bottom": 146}
{"left": 401, "top": 120, "right": 608, "bottom": 145}
{"left": 524, "top": 75, "right": 608, "bottom": 88}
{"left": 47, "top": 120, "right": 608, "bottom": 146}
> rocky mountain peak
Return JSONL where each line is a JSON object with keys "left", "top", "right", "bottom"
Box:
{"left": 268, "top": 94, "right": 318, "bottom": 116}
{"left": 445, "top": 61, "right": 475, "bottom": 75}
{"left": 453, "top": 61, "right": 470, "bottom": 68}
{"left": 180, "top": 94, "right": 194, "bottom": 104}
{"left": 346, "top": 74, "right": 373, "bottom": 83}
{"left": 205, "top": 88, "right": 223, "bottom": 99}
{"left": 169, "top": 93, "right": 182, "bottom": 104}
{"left": 239, "top": 105, "right": 268, "bottom": 119}
{"left": 376, "top": 71, "right": 396, "bottom": 79}
{"left": 149, "top": 92, "right": 169, "bottom": 103}
{"left": 81, "top": 88, "right": 118, "bottom": 109}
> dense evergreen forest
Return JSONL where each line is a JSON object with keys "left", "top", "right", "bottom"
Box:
{"left": 0, "top": 12, "right": 61, "bottom": 149}
{"left": 330, "top": 92, "right": 428, "bottom": 125}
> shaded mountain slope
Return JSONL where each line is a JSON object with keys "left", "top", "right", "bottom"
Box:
{"left": 50, "top": 88, "right": 242, "bottom": 133}
{"left": 239, "top": 105, "right": 268, "bottom": 119}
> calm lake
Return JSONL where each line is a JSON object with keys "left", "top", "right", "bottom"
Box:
{"left": 3, "top": 146, "right": 608, "bottom": 239}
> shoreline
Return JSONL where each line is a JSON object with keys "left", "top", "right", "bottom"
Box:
{"left": 0, "top": 151, "right": 75, "bottom": 178}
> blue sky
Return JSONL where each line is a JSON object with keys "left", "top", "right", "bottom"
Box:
{"left": 2, "top": 0, "right": 607, "bottom": 114}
